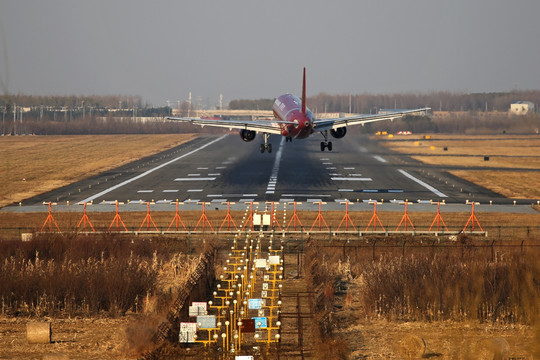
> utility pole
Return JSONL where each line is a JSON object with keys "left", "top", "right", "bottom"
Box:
{"left": 188, "top": 92, "right": 192, "bottom": 117}
{"left": 13, "top": 103, "right": 16, "bottom": 135}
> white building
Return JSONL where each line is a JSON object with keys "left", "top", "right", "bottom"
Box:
{"left": 510, "top": 101, "right": 535, "bottom": 115}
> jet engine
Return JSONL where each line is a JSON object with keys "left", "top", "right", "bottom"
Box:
{"left": 330, "top": 127, "right": 347, "bottom": 139}
{"left": 240, "top": 129, "right": 256, "bottom": 142}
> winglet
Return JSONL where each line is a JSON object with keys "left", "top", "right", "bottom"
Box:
{"left": 301, "top": 67, "right": 306, "bottom": 115}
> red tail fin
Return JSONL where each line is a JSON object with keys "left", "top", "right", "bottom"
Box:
{"left": 301, "top": 67, "right": 306, "bottom": 115}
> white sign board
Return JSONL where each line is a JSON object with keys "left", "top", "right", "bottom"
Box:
{"left": 253, "top": 317, "right": 267, "bottom": 329}
{"left": 262, "top": 283, "right": 269, "bottom": 290}
{"left": 268, "top": 255, "right": 280, "bottom": 265}
{"left": 262, "top": 214, "right": 271, "bottom": 226}
{"left": 248, "top": 298, "right": 264, "bottom": 310}
{"left": 255, "top": 259, "right": 267, "bottom": 268}
{"left": 197, "top": 315, "right": 216, "bottom": 329}
{"left": 236, "top": 356, "right": 254, "bottom": 360}
{"left": 179, "top": 322, "right": 197, "bottom": 343}
{"left": 253, "top": 214, "right": 261, "bottom": 225}
{"left": 189, "top": 302, "right": 207, "bottom": 317}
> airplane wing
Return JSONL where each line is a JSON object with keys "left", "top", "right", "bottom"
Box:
{"left": 165, "top": 116, "right": 286, "bottom": 135}
{"left": 313, "top": 108, "right": 431, "bottom": 132}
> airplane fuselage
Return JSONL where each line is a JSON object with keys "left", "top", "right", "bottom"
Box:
{"left": 272, "top": 94, "right": 314, "bottom": 139}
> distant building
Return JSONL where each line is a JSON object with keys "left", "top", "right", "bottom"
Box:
{"left": 509, "top": 101, "right": 535, "bottom": 115}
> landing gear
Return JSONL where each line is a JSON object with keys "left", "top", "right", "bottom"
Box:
{"left": 320, "top": 131, "right": 333, "bottom": 151}
{"left": 320, "top": 141, "right": 332, "bottom": 151}
{"left": 260, "top": 133, "right": 272, "bottom": 153}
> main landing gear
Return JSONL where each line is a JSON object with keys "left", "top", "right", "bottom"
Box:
{"left": 260, "top": 133, "right": 272, "bottom": 153}
{"left": 320, "top": 130, "right": 333, "bottom": 151}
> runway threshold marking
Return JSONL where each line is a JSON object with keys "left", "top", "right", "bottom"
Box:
{"left": 78, "top": 135, "right": 228, "bottom": 204}
{"left": 397, "top": 169, "right": 447, "bottom": 198}
{"left": 265, "top": 137, "right": 285, "bottom": 194}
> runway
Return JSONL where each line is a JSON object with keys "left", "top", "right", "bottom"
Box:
{"left": 8, "top": 130, "right": 518, "bottom": 212}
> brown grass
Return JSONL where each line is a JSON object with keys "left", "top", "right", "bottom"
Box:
{"left": 0, "top": 134, "right": 197, "bottom": 207}
{"left": 378, "top": 134, "right": 540, "bottom": 199}
{"left": 305, "top": 238, "right": 540, "bottom": 358}
{"left": 0, "top": 234, "right": 198, "bottom": 317}
{"left": 383, "top": 134, "right": 540, "bottom": 157}
{"left": 451, "top": 170, "right": 540, "bottom": 199}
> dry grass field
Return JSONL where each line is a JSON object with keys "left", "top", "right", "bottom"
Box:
{"left": 305, "top": 239, "right": 540, "bottom": 359}
{"left": 0, "top": 234, "right": 203, "bottom": 359}
{"left": 0, "top": 134, "right": 196, "bottom": 208}
{"left": 379, "top": 134, "right": 540, "bottom": 199}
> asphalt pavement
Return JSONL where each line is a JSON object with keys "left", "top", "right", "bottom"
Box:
{"left": 2, "top": 131, "right": 538, "bottom": 214}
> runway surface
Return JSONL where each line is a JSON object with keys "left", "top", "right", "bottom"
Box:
{"left": 5, "top": 129, "right": 533, "bottom": 214}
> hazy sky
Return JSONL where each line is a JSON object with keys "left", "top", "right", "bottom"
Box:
{"left": 1, "top": 0, "right": 540, "bottom": 107}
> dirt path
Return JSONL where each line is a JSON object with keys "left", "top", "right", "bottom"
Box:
{"left": 278, "top": 251, "right": 314, "bottom": 359}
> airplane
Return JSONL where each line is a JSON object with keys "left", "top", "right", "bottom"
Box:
{"left": 166, "top": 68, "right": 430, "bottom": 153}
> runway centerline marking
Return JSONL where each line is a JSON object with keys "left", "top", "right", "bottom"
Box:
{"left": 265, "top": 137, "right": 285, "bottom": 194}
{"left": 78, "top": 135, "right": 227, "bottom": 204}
{"left": 398, "top": 169, "right": 448, "bottom": 198}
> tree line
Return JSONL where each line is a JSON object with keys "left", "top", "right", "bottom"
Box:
{"left": 230, "top": 90, "right": 540, "bottom": 113}
{"left": 3, "top": 90, "right": 539, "bottom": 114}
{"left": 0, "top": 94, "right": 145, "bottom": 109}
{"left": 2, "top": 91, "right": 539, "bottom": 135}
